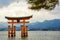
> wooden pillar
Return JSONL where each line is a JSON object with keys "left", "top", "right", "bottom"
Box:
{"left": 8, "top": 25, "right": 11, "bottom": 37}
{"left": 11, "top": 28, "right": 13, "bottom": 37}
{"left": 21, "top": 19, "right": 28, "bottom": 37}
{"left": 11, "top": 20, "right": 14, "bottom": 37}
{"left": 24, "top": 26, "right": 28, "bottom": 37}
{"left": 21, "top": 20, "right": 25, "bottom": 37}
{"left": 21, "top": 25, "right": 28, "bottom": 37}
{"left": 14, "top": 26, "right": 16, "bottom": 37}
{"left": 10, "top": 26, "right": 16, "bottom": 37}
{"left": 21, "top": 25, "right": 24, "bottom": 37}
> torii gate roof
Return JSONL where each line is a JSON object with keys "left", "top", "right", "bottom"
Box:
{"left": 5, "top": 15, "right": 32, "bottom": 20}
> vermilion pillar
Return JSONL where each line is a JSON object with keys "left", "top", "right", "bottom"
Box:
{"left": 8, "top": 25, "right": 10, "bottom": 37}
{"left": 21, "top": 25, "right": 28, "bottom": 37}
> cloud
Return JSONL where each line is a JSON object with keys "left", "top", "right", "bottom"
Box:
{"left": 0, "top": 0, "right": 60, "bottom": 23}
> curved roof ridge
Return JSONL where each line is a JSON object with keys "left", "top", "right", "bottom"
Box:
{"left": 5, "top": 15, "right": 32, "bottom": 20}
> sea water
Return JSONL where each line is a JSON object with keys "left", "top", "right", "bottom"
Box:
{"left": 0, "top": 31, "right": 60, "bottom": 40}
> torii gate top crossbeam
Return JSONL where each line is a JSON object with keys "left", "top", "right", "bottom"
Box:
{"left": 5, "top": 15, "right": 32, "bottom": 20}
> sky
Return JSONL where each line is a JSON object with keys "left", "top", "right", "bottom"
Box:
{"left": 0, "top": 0, "right": 60, "bottom": 23}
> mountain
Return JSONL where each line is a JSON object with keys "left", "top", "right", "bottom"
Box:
{"left": 0, "top": 19, "right": 60, "bottom": 31}
{"left": 28, "top": 19, "right": 60, "bottom": 31}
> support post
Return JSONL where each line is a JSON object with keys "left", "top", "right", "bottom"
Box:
{"left": 14, "top": 26, "right": 16, "bottom": 37}
{"left": 21, "top": 25, "right": 28, "bottom": 37}
{"left": 25, "top": 26, "right": 28, "bottom": 37}
{"left": 21, "top": 25, "right": 24, "bottom": 37}
{"left": 11, "top": 20, "right": 14, "bottom": 37}
{"left": 8, "top": 25, "right": 11, "bottom": 37}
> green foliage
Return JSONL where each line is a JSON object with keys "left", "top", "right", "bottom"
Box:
{"left": 28, "top": 0, "right": 59, "bottom": 10}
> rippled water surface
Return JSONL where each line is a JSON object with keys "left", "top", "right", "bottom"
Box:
{"left": 0, "top": 31, "right": 60, "bottom": 40}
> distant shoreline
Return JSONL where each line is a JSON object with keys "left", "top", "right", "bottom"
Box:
{"left": 0, "top": 30, "right": 60, "bottom": 31}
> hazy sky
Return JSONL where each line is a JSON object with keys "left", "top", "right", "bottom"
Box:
{"left": 0, "top": 0, "right": 60, "bottom": 23}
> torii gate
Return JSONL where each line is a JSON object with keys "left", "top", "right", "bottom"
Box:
{"left": 5, "top": 15, "right": 32, "bottom": 37}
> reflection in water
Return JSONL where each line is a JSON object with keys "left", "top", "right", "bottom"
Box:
{"left": 8, "top": 37, "right": 28, "bottom": 40}
{"left": 8, "top": 37, "right": 15, "bottom": 40}
{"left": 21, "top": 37, "right": 28, "bottom": 40}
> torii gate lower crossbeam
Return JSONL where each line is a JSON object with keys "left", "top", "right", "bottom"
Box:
{"left": 5, "top": 15, "right": 32, "bottom": 37}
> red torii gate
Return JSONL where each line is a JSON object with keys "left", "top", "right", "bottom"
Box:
{"left": 5, "top": 15, "right": 32, "bottom": 37}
